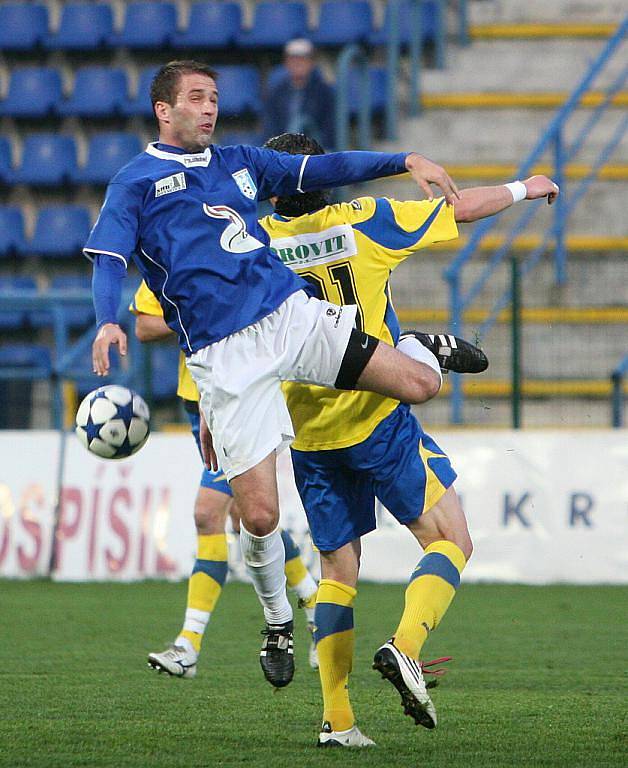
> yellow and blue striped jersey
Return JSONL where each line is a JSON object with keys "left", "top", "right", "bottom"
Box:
{"left": 263, "top": 196, "right": 457, "bottom": 450}
{"left": 131, "top": 195, "right": 457, "bottom": 449}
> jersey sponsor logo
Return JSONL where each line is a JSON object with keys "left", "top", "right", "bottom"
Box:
{"left": 232, "top": 168, "right": 257, "bottom": 200}
{"left": 269, "top": 225, "right": 358, "bottom": 269}
{"left": 202, "top": 204, "right": 264, "bottom": 253}
{"left": 155, "top": 172, "right": 187, "bottom": 198}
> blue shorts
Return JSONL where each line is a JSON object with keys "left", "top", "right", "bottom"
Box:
{"left": 185, "top": 407, "right": 233, "bottom": 497}
{"left": 290, "top": 404, "right": 457, "bottom": 552}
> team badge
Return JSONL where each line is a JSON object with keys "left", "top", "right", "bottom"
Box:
{"left": 232, "top": 168, "right": 257, "bottom": 200}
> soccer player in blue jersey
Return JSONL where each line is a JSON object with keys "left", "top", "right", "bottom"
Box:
{"left": 87, "top": 60, "right": 464, "bottom": 690}
{"left": 253, "top": 133, "right": 558, "bottom": 746}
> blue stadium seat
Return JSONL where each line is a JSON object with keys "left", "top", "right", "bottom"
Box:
{"left": 0, "top": 3, "right": 49, "bottom": 51}
{"left": 78, "top": 132, "right": 142, "bottom": 185}
{"left": 0, "top": 207, "right": 26, "bottom": 257}
{"left": 150, "top": 345, "right": 180, "bottom": 400}
{"left": 0, "top": 137, "right": 13, "bottom": 185}
{"left": 0, "top": 68, "right": 63, "bottom": 119}
{"left": 349, "top": 66, "right": 388, "bottom": 114}
{"left": 111, "top": 2, "right": 177, "bottom": 49}
{"left": 0, "top": 278, "right": 37, "bottom": 330}
{"left": 123, "top": 66, "right": 160, "bottom": 117}
{"left": 369, "top": 0, "right": 443, "bottom": 47}
{"left": 312, "top": 1, "right": 373, "bottom": 46}
{"left": 40, "top": 276, "right": 94, "bottom": 329}
{"left": 215, "top": 66, "right": 261, "bottom": 117}
{"left": 0, "top": 344, "right": 52, "bottom": 377}
{"left": 173, "top": 2, "right": 241, "bottom": 49}
{"left": 30, "top": 206, "right": 92, "bottom": 259}
{"left": 46, "top": 2, "right": 114, "bottom": 50}
{"left": 59, "top": 67, "right": 129, "bottom": 117}
{"left": 14, "top": 135, "right": 78, "bottom": 187}
{"left": 237, "top": 2, "right": 308, "bottom": 48}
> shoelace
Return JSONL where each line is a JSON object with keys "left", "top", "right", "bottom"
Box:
{"left": 420, "top": 656, "right": 452, "bottom": 679}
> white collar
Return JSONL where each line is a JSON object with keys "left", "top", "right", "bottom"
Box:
{"left": 145, "top": 142, "right": 212, "bottom": 168}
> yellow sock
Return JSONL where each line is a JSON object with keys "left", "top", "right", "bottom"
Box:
{"left": 281, "top": 530, "right": 318, "bottom": 613}
{"left": 394, "top": 540, "right": 466, "bottom": 660}
{"left": 179, "top": 534, "right": 228, "bottom": 653}
{"left": 315, "top": 579, "right": 357, "bottom": 732}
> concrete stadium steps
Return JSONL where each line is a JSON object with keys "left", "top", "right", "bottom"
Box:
{"left": 469, "top": 22, "right": 620, "bottom": 39}
{"left": 467, "top": 0, "right": 627, "bottom": 25}
{"left": 389, "top": 252, "right": 628, "bottom": 309}
{"left": 421, "top": 92, "right": 628, "bottom": 109}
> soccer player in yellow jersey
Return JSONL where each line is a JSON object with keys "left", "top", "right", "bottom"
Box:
{"left": 131, "top": 284, "right": 319, "bottom": 678}
{"left": 249, "top": 133, "right": 556, "bottom": 747}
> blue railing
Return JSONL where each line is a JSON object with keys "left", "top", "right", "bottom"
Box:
{"left": 611, "top": 354, "right": 628, "bottom": 428}
{"left": 0, "top": 292, "right": 142, "bottom": 428}
{"left": 335, "top": 44, "right": 372, "bottom": 150}
{"left": 443, "top": 16, "right": 628, "bottom": 423}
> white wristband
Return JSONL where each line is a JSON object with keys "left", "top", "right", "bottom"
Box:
{"left": 504, "top": 180, "right": 527, "bottom": 203}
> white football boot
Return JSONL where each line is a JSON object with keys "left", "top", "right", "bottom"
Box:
{"left": 147, "top": 643, "right": 198, "bottom": 679}
{"left": 373, "top": 640, "right": 437, "bottom": 728}
{"left": 317, "top": 722, "right": 376, "bottom": 748}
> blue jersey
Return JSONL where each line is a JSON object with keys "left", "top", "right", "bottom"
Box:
{"left": 85, "top": 142, "right": 408, "bottom": 353}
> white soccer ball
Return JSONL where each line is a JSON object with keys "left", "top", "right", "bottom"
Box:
{"left": 75, "top": 385, "right": 150, "bottom": 459}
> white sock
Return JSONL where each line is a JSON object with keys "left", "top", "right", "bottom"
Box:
{"left": 240, "top": 525, "right": 293, "bottom": 625}
{"left": 292, "top": 572, "right": 318, "bottom": 602}
{"left": 397, "top": 335, "right": 443, "bottom": 386}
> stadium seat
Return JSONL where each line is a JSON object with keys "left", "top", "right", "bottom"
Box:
{"left": 349, "top": 66, "right": 388, "bottom": 114}
{"left": 59, "top": 67, "right": 129, "bottom": 118}
{"left": 0, "top": 68, "right": 63, "bottom": 119}
{"left": 237, "top": 2, "right": 308, "bottom": 49}
{"left": 14, "top": 135, "right": 78, "bottom": 187}
{"left": 0, "top": 207, "right": 26, "bottom": 258}
{"left": 46, "top": 2, "right": 114, "bottom": 51}
{"left": 78, "top": 133, "right": 143, "bottom": 185}
{"left": 172, "top": 2, "right": 242, "bottom": 49}
{"left": 38, "top": 276, "right": 94, "bottom": 329}
{"left": 149, "top": 345, "right": 180, "bottom": 400}
{"left": 0, "top": 344, "right": 52, "bottom": 377}
{"left": 30, "top": 206, "right": 92, "bottom": 259}
{"left": 369, "top": 0, "right": 443, "bottom": 48}
{"left": 123, "top": 66, "right": 160, "bottom": 117}
{"left": 0, "top": 278, "right": 37, "bottom": 330}
{"left": 311, "top": 1, "right": 373, "bottom": 46}
{"left": 111, "top": 2, "right": 177, "bottom": 49}
{"left": 214, "top": 66, "right": 261, "bottom": 117}
{"left": 0, "top": 137, "right": 13, "bottom": 185}
{"left": 0, "top": 3, "right": 49, "bottom": 51}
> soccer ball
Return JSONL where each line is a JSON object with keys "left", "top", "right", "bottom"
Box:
{"left": 75, "top": 385, "right": 150, "bottom": 459}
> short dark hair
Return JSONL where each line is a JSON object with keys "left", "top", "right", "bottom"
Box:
{"left": 263, "top": 133, "right": 329, "bottom": 217}
{"left": 150, "top": 60, "right": 218, "bottom": 113}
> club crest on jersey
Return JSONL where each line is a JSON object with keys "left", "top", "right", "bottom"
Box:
{"left": 203, "top": 203, "right": 264, "bottom": 253}
{"left": 232, "top": 168, "right": 257, "bottom": 200}
{"left": 155, "top": 172, "right": 186, "bottom": 198}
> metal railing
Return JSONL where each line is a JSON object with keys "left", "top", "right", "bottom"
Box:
{"left": 611, "top": 354, "right": 628, "bottom": 427}
{"left": 443, "top": 16, "right": 628, "bottom": 423}
{"left": 0, "top": 292, "right": 141, "bottom": 428}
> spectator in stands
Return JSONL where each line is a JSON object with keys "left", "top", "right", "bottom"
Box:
{"left": 262, "top": 38, "right": 335, "bottom": 148}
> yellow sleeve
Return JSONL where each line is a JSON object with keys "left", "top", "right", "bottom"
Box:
{"left": 355, "top": 197, "right": 458, "bottom": 268}
{"left": 129, "top": 280, "right": 164, "bottom": 317}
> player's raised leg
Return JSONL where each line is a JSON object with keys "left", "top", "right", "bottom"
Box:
{"left": 231, "top": 453, "right": 295, "bottom": 688}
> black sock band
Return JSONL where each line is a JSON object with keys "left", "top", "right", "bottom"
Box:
{"left": 334, "top": 329, "right": 379, "bottom": 390}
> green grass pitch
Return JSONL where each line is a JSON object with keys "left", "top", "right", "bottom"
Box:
{"left": 0, "top": 581, "right": 626, "bottom": 767}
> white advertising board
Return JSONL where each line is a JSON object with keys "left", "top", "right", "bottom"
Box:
{"left": 0, "top": 430, "right": 626, "bottom": 583}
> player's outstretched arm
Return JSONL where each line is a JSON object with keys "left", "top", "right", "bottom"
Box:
{"left": 453, "top": 175, "right": 559, "bottom": 223}
{"left": 405, "top": 153, "right": 460, "bottom": 205}
{"left": 91, "top": 253, "right": 127, "bottom": 376}
{"left": 135, "top": 313, "right": 174, "bottom": 343}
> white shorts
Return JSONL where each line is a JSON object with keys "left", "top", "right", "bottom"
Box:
{"left": 186, "top": 290, "right": 357, "bottom": 480}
